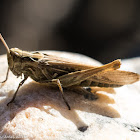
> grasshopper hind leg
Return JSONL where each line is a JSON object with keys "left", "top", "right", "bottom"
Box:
{"left": 84, "top": 91, "right": 98, "bottom": 100}
{"left": 84, "top": 87, "right": 92, "bottom": 92}
{"left": 83, "top": 87, "right": 98, "bottom": 100}
{"left": 69, "top": 86, "right": 98, "bottom": 101}
{"left": 52, "top": 79, "right": 71, "bottom": 110}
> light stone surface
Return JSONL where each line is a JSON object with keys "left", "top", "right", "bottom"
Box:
{"left": 0, "top": 51, "right": 140, "bottom": 140}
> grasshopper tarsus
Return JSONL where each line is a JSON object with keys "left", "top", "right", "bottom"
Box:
{"left": 7, "top": 99, "right": 14, "bottom": 106}
{"left": 0, "top": 80, "right": 7, "bottom": 84}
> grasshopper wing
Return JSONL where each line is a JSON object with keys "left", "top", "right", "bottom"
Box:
{"left": 57, "top": 60, "right": 121, "bottom": 87}
{"left": 89, "top": 70, "right": 140, "bottom": 86}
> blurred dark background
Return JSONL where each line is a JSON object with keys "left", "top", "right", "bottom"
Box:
{"left": 0, "top": 0, "right": 140, "bottom": 63}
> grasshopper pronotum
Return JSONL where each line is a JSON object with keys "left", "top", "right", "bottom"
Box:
{"left": 0, "top": 34, "right": 139, "bottom": 110}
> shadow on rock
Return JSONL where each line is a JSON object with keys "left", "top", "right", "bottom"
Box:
{"left": 0, "top": 81, "right": 120, "bottom": 132}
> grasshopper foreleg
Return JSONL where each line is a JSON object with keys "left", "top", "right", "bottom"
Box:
{"left": 0, "top": 68, "right": 9, "bottom": 83}
{"left": 7, "top": 76, "right": 28, "bottom": 106}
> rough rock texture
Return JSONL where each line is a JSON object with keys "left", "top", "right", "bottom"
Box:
{"left": 0, "top": 51, "right": 140, "bottom": 140}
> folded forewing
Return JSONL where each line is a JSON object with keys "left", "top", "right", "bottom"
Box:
{"left": 89, "top": 70, "right": 140, "bottom": 85}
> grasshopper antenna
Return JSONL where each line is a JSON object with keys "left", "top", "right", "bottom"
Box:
{"left": 0, "top": 33, "right": 10, "bottom": 53}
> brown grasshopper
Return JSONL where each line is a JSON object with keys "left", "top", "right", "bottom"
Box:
{"left": 0, "top": 34, "right": 140, "bottom": 110}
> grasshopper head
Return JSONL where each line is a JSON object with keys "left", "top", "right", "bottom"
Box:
{"left": 0, "top": 34, "right": 22, "bottom": 76}
{"left": 7, "top": 48, "right": 21, "bottom": 68}
{"left": 8, "top": 48, "right": 23, "bottom": 76}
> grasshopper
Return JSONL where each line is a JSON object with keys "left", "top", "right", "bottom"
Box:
{"left": 0, "top": 34, "right": 140, "bottom": 110}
